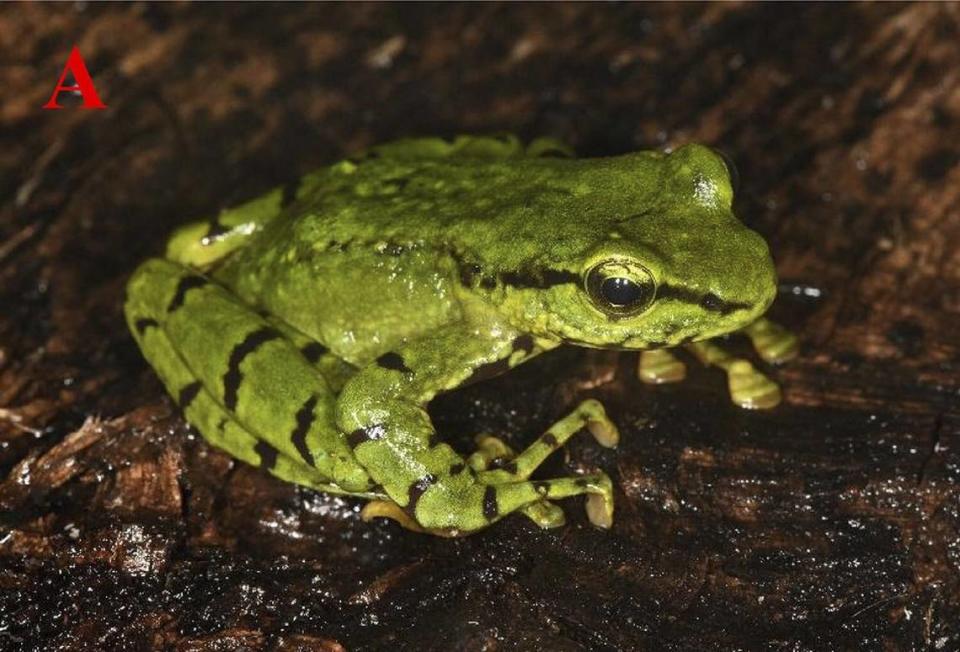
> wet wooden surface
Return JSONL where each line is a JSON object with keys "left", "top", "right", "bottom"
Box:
{"left": 2, "top": 4, "right": 959, "bottom": 650}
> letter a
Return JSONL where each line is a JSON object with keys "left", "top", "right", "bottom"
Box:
{"left": 42, "top": 45, "right": 107, "bottom": 110}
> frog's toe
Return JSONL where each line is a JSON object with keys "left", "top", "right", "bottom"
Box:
{"left": 361, "top": 499, "right": 427, "bottom": 532}
{"left": 584, "top": 473, "right": 615, "bottom": 528}
{"left": 581, "top": 399, "right": 620, "bottom": 448}
{"left": 744, "top": 318, "right": 799, "bottom": 364}
{"left": 638, "top": 349, "right": 687, "bottom": 384}
{"left": 467, "top": 433, "right": 516, "bottom": 472}
{"left": 727, "top": 360, "right": 782, "bottom": 410}
{"left": 522, "top": 500, "right": 567, "bottom": 529}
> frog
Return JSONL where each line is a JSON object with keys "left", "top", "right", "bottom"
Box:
{"left": 124, "top": 135, "right": 797, "bottom": 536}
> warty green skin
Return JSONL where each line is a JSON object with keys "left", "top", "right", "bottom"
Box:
{"left": 124, "top": 135, "right": 778, "bottom": 535}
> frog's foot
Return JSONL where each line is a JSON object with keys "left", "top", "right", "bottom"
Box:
{"left": 360, "top": 500, "right": 433, "bottom": 534}
{"left": 467, "top": 434, "right": 565, "bottom": 529}
{"left": 742, "top": 318, "right": 799, "bottom": 364}
{"left": 473, "top": 399, "right": 618, "bottom": 529}
{"left": 476, "top": 399, "right": 619, "bottom": 486}
{"left": 684, "top": 340, "right": 782, "bottom": 410}
{"left": 637, "top": 349, "right": 687, "bottom": 385}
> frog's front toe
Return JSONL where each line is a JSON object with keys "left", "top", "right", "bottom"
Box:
{"left": 638, "top": 349, "right": 687, "bottom": 384}
{"left": 726, "top": 360, "right": 782, "bottom": 410}
{"left": 744, "top": 318, "right": 799, "bottom": 364}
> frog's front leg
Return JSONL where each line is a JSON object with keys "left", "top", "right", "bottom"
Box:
{"left": 338, "top": 325, "right": 615, "bottom": 535}
{"left": 637, "top": 318, "right": 797, "bottom": 409}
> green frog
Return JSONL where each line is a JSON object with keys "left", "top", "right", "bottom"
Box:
{"left": 125, "top": 135, "right": 796, "bottom": 536}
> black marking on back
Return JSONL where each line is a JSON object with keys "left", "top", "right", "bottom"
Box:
{"left": 501, "top": 268, "right": 579, "bottom": 289}
{"left": 450, "top": 462, "right": 466, "bottom": 475}
{"left": 135, "top": 317, "right": 159, "bottom": 335}
{"left": 482, "top": 486, "right": 499, "bottom": 520}
{"left": 167, "top": 275, "right": 208, "bottom": 313}
{"left": 533, "top": 481, "right": 550, "bottom": 496}
{"left": 348, "top": 423, "right": 387, "bottom": 449}
{"left": 376, "top": 352, "right": 412, "bottom": 374}
{"left": 291, "top": 395, "right": 319, "bottom": 466}
{"left": 301, "top": 342, "right": 328, "bottom": 364}
{"left": 254, "top": 441, "right": 279, "bottom": 470}
{"left": 406, "top": 474, "right": 437, "bottom": 516}
{"left": 500, "top": 460, "right": 518, "bottom": 476}
{"left": 177, "top": 381, "right": 202, "bottom": 410}
{"left": 222, "top": 327, "right": 281, "bottom": 411}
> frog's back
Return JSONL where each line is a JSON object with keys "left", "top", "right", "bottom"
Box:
{"left": 281, "top": 153, "right": 664, "bottom": 269}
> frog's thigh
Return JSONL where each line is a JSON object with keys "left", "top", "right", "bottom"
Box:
{"left": 126, "top": 258, "right": 371, "bottom": 494}
{"left": 684, "top": 340, "right": 781, "bottom": 410}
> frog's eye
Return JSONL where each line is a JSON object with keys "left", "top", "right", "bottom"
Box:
{"left": 584, "top": 260, "right": 656, "bottom": 317}
{"left": 714, "top": 149, "right": 740, "bottom": 194}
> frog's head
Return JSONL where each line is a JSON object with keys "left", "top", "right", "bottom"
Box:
{"left": 512, "top": 144, "right": 777, "bottom": 349}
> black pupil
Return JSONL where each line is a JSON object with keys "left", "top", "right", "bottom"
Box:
{"left": 601, "top": 277, "right": 645, "bottom": 306}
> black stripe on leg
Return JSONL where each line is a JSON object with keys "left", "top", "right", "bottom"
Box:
{"left": 222, "top": 327, "right": 281, "bottom": 411}
{"left": 533, "top": 481, "right": 550, "bottom": 496}
{"left": 167, "top": 275, "right": 208, "bottom": 313}
{"left": 254, "top": 441, "right": 279, "bottom": 470}
{"left": 405, "top": 474, "right": 437, "bottom": 516}
{"left": 300, "top": 342, "right": 328, "bottom": 364}
{"left": 541, "top": 432, "right": 559, "bottom": 448}
{"left": 483, "top": 486, "right": 499, "bottom": 521}
{"left": 290, "top": 395, "right": 318, "bottom": 466}
{"left": 177, "top": 381, "right": 202, "bottom": 410}
{"left": 134, "top": 317, "right": 159, "bottom": 335}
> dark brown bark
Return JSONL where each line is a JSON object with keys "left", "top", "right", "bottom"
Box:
{"left": 1, "top": 4, "right": 958, "bottom": 650}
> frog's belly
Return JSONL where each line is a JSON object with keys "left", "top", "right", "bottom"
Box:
{"left": 219, "top": 247, "right": 461, "bottom": 366}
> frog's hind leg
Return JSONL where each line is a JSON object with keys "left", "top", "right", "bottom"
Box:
{"left": 475, "top": 400, "right": 619, "bottom": 483}
{"left": 125, "top": 258, "right": 376, "bottom": 496}
{"left": 359, "top": 399, "right": 619, "bottom": 534}
{"left": 466, "top": 434, "right": 566, "bottom": 529}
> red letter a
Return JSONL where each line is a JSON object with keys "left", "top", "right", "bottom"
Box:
{"left": 42, "top": 45, "right": 107, "bottom": 110}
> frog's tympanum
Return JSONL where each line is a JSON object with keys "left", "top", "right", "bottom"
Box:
{"left": 126, "top": 135, "right": 796, "bottom": 536}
